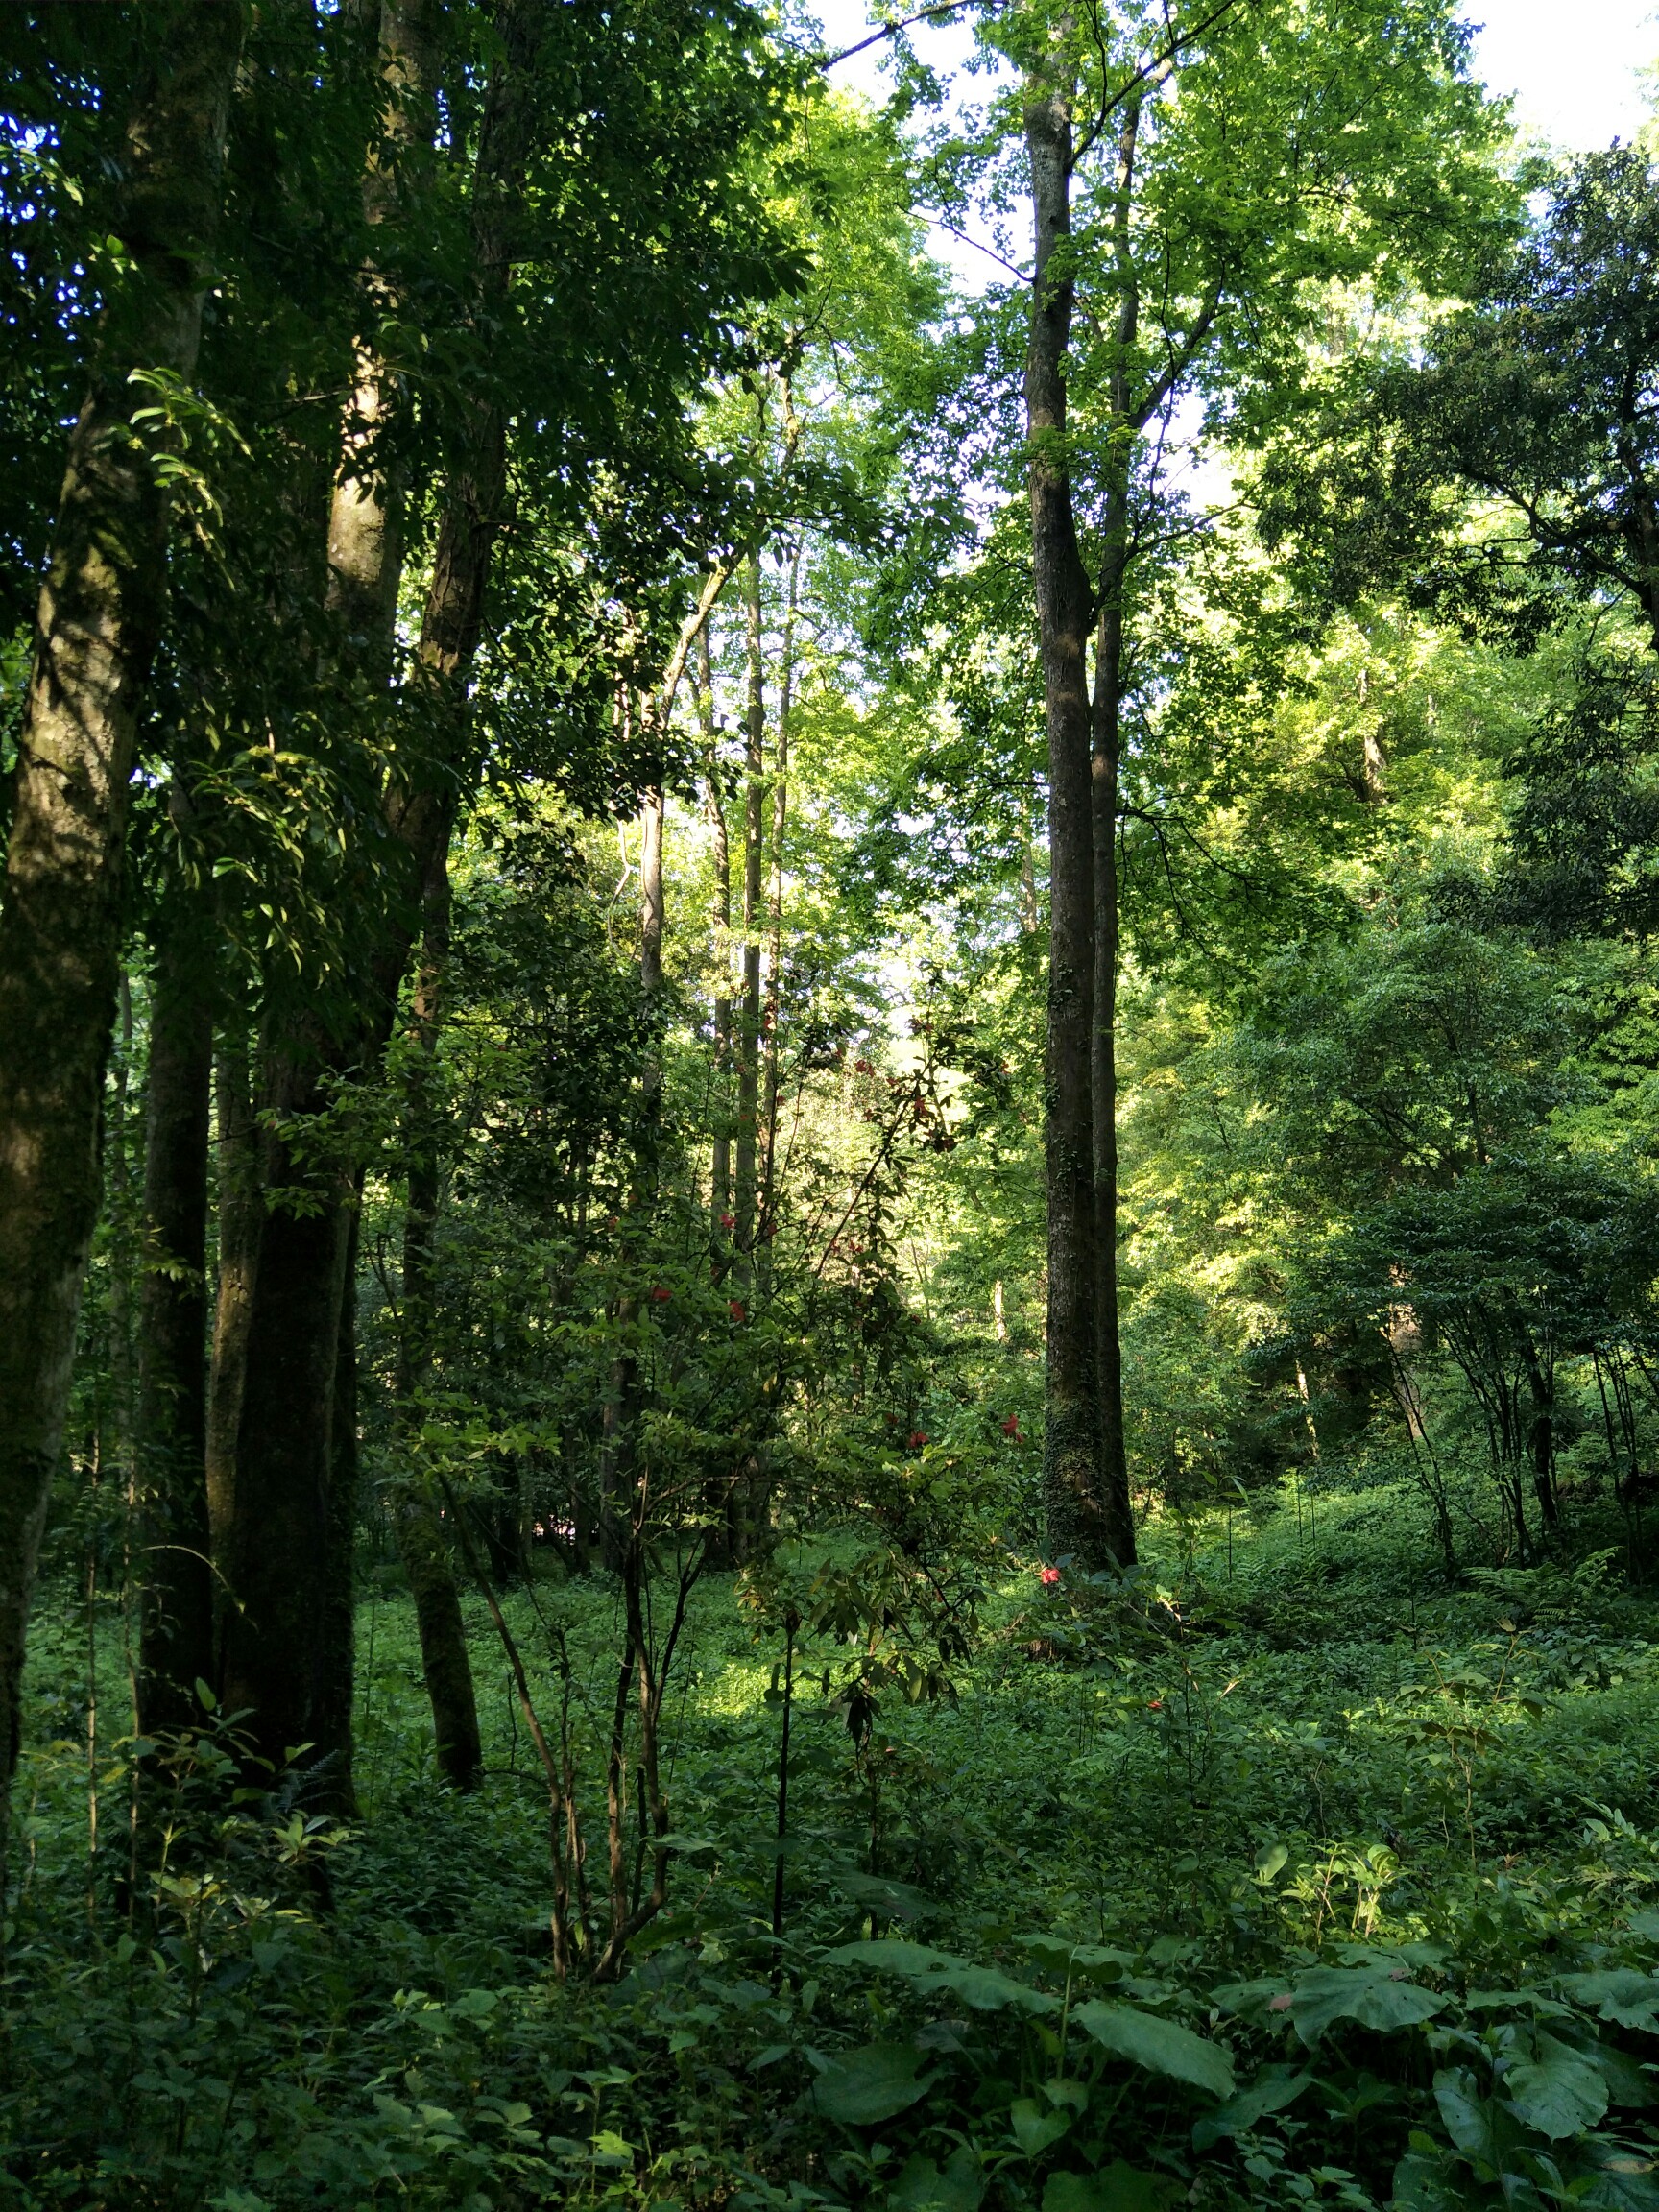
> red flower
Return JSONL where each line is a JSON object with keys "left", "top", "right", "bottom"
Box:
{"left": 649, "top": 1286, "right": 671, "bottom": 1303}
{"left": 1039, "top": 1565, "right": 1061, "bottom": 1588}
{"left": 1147, "top": 1699, "right": 1163, "bottom": 1710}
{"left": 719, "top": 1212, "right": 735, "bottom": 1232}
{"left": 1001, "top": 1414, "right": 1022, "bottom": 1438}
{"left": 907, "top": 1431, "right": 928, "bottom": 1449}
{"left": 729, "top": 1299, "right": 746, "bottom": 1322}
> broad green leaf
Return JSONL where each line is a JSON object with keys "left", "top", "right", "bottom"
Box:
{"left": 1010, "top": 2097, "right": 1073, "bottom": 2156}
{"left": 829, "top": 1939, "right": 959, "bottom": 1974}
{"left": 1074, "top": 2002, "right": 1235, "bottom": 2099}
{"left": 1191, "top": 2065, "right": 1313, "bottom": 2150}
{"left": 837, "top": 1870, "right": 939, "bottom": 1922}
{"left": 1019, "top": 1935, "right": 1134, "bottom": 1983}
{"left": 943, "top": 1965, "right": 1060, "bottom": 2015}
{"left": 1505, "top": 2036, "right": 1609, "bottom": 2139}
{"left": 1043, "top": 2164, "right": 1176, "bottom": 2212}
{"left": 889, "top": 2149, "right": 986, "bottom": 2212}
{"left": 811, "top": 2042, "right": 935, "bottom": 2126}
{"left": 1390, "top": 2151, "right": 1468, "bottom": 2212}
{"left": 1596, "top": 2043, "right": 1658, "bottom": 2109}
{"left": 1560, "top": 1973, "right": 1659, "bottom": 2031}
{"left": 1213, "top": 1977, "right": 1293, "bottom": 2018}
{"left": 1576, "top": 2142, "right": 1659, "bottom": 2212}
{"left": 1431, "top": 2067, "right": 1533, "bottom": 2171}
{"left": 1433, "top": 2070, "right": 1499, "bottom": 2162}
{"left": 1464, "top": 1988, "right": 1570, "bottom": 2015}
{"left": 1291, "top": 1965, "right": 1444, "bottom": 2044}
{"left": 829, "top": 1939, "right": 1057, "bottom": 2014}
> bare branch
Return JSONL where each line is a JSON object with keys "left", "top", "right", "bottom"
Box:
{"left": 819, "top": 0, "right": 987, "bottom": 70}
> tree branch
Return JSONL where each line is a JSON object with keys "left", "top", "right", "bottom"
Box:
{"left": 819, "top": 0, "right": 987, "bottom": 70}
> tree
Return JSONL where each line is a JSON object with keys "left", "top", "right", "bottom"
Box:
{"left": 944, "top": 0, "right": 1503, "bottom": 1565}
{"left": 0, "top": 0, "right": 244, "bottom": 1875}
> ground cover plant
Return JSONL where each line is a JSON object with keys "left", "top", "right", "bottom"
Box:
{"left": 12, "top": 1474, "right": 1659, "bottom": 2211}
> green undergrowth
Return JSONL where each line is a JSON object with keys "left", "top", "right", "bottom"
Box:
{"left": 9, "top": 1477, "right": 1659, "bottom": 2210}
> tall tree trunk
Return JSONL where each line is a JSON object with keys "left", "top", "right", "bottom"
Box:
{"left": 698, "top": 631, "right": 733, "bottom": 1233}
{"left": 135, "top": 898, "right": 216, "bottom": 1736}
{"left": 220, "top": 0, "right": 525, "bottom": 1776}
{"left": 0, "top": 0, "right": 242, "bottom": 1869}
{"left": 107, "top": 978, "right": 138, "bottom": 1492}
{"left": 734, "top": 557, "right": 766, "bottom": 1288}
{"left": 326, "top": 0, "right": 436, "bottom": 671}
{"left": 218, "top": 1025, "right": 355, "bottom": 1770}
{"left": 394, "top": 845, "right": 483, "bottom": 1791}
{"left": 1090, "top": 464, "right": 1136, "bottom": 1567}
{"left": 759, "top": 541, "right": 800, "bottom": 1289}
{"left": 313, "top": 1202, "right": 363, "bottom": 1814}
{"left": 206, "top": 1039, "right": 258, "bottom": 1559}
{"left": 1024, "top": 55, "right": 1109, "bottom": 1567}
{"left": 1519, "top": 1325, "right": 1559, "bottom": 1530}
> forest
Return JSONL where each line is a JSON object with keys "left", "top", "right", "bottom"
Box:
{"left": 9, "top": 0, "right": 1659, "bottom": 2205}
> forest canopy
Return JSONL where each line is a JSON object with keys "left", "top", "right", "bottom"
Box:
{"left": 7, "top": 3, "right": 1659, "bottom": 2209}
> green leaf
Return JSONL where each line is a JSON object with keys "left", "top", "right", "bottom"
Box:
{"left": 1505, "top": 2036, "right": 1609, "bottom": 2139}
{"left": 1010, "top": 2097, "right": 1073, "bottom": 2156}
{"left": 1390, "top": 2151, "right": 1467, "bottom": 2212}
{"left": 837, "top": 1869, "right": 939, "bottom": 1922}
{"left": 1043, "top": 2164, "right": 1176, "bottom": 2212}
{"left": 1432, "top": 2071, "right": 1498, "bottom": 2164}
{"left": 1575, "top": 2142, "right": 1659, "bottom": 2212}
{"left": 1190, "top": 2065, "right": 1313, "bottom": 2151}
{"left": 1290, "top": 1965, "right": 1444, "bottom": 2044}
{"left": 889, "top": 2149, "right": 986, "bottom": 2212}
{"left": 1018, "top": 1936, "right": 1134, "bottom": 1983}
{"left": 945, "top": 1965, "right": 1060, "bottom": 2014}
{"left": 1212, "top": 1977, "right": 1292, "bottom": 2019}
{"left": 829, "top": 1938, "right": 955, "bottom": 1973}
{"left": 1074, "top": 2002, "right": 1235, "bottom": 2099}
{"left": 1431, "top": 2067, "right": 1532, "bottom": 2172}
{"left": 1596, "top": 2043, "right": 1657, "bottom": 2110}
{"left": 811, "top": 2042, "right": 935, "bottom": 2126}
{"left": 829, "top": 1939, "right": 1058, "bottom": 2014}
{"left": 1560, "top": 1973, "right": 1659, "bottom": 2031}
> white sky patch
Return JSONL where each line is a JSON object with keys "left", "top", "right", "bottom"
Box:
{"left": 1462, "top": 0, "right": 1656, "bottom": 152}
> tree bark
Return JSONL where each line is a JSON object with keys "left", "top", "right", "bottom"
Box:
{"left": 218, "top": 1026, "right": 355, "bottom": 1771}
{"left": 135, "top": 899, "right": 216, "bottom": 1737}
{"left": 698, "top": 630, "right": 734, "bottom": 1233}
{"left": 206, "top": 1038, "right": 258, "bottom": 1559}
{"left": 313, "top": 1201, "right": 363, "bottom": 1814}
{"left": 1024, "top": 54, "right": 1110, "bottom": 1566}
{"left": 735, "top": 556, "right": 767, "bottom": 1288}
{"left": 218, "top": 0, "right": 526, "bottom": 1776}
{"left": 0, "top": 0, "right": 242, "bottom": 1868}
{"left": 393, "top": 843, "right": 483, "bottom": 1791}
{"left": 326, "top": 0, "right": 437, "bottom": 667}
{"left": 1090, "top": 457, "right": 1136, "bottom": 1567}
{"left": 759, "top": 541, "right": 800, "bottom": 1286}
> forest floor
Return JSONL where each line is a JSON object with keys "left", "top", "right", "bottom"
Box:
{"left": 9, "top": 1479, "right": 1659, "bottom": 2211}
